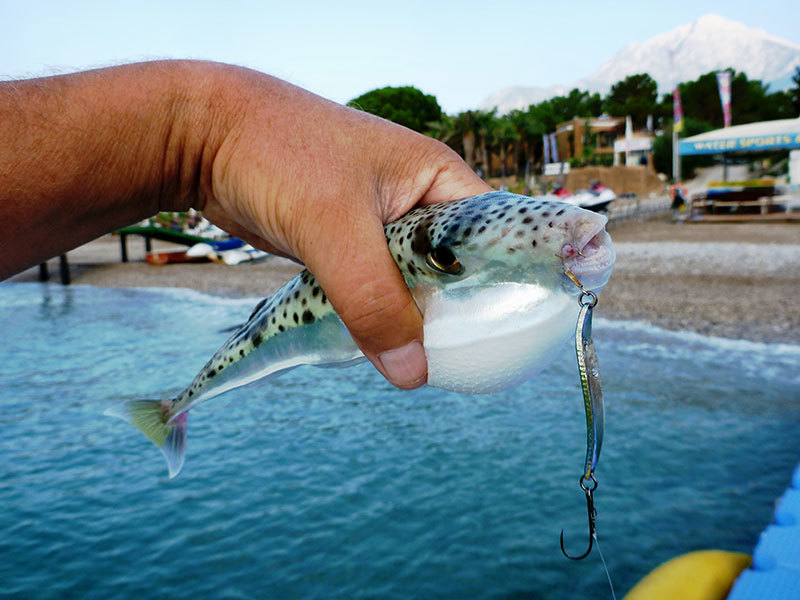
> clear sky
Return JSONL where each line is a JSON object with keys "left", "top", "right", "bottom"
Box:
{"left": 2, "top": 0, "right": 798, "bottom": 114}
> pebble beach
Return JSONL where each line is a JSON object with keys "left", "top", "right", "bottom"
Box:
{"left": 8, "top": 212, "right": 800, "bottom": 345}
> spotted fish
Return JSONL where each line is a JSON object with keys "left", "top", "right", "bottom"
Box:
{"left": 107, "top": 191, "right": 615, "bottom": 477}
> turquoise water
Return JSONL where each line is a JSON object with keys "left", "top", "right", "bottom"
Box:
{"left": 1, "top": 283, "right": 799, "bottom": 599}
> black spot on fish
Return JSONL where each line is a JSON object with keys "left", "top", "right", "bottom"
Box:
{"left": 239, "top": 349, "right": 245, "bottom": 356}
{"left": 523, "top": 216, "right": 533, "bottom": 224}
{"left": 556, "top": 209, "right": 565, "bottom": 216}
{"left": 478, "top": 226, "right": 486, "bottom": 233}
{"left": 312, "top": 286, "right": 320, "bottom": 297}
{"left": 293, "top": 313, "right": 299, "bottom": 324}
{"left": 301, "top": 298, "right": 307, "bottom": 306}
{"left": 321, "top": 294, "right": 328, "bottom": 304}
{"left": 519, "top": 207, "right": 527, "bottom": 214}
{"left": 411, "top": 224, "right": 432, "bottom": 255}
{"left": 541, "top": 212, "right": 550, "bottom": 217}
{"left": 407, "top": 263, "right": 417, "bottom": 276}
{"left": 507, "top": 248, "right": 516, "bottom": 254}
{"left": 188, "top": 390, "right": 194, "bottom": 397}
{"left": 548, "top": 222, "right": 554, "bottom": 228}
{"left": 252, "top": 333, "right": 263, "bottom": 348}
{"left": 532, "top": 240, "right": 538, "bottom": 247}
{"left": 302, "top": 310, "right": 315, "bottom": 324}
{"left": 533, "top": 225, "right": 539, "bottom": 231}
{"left": 294, "top": 291, "right": 300, "bottom": 299}
{"left": 278, "top": 325, "right": 285, "bottom": 332}
{"left": 515, "top": 230, "right": 524, "bottom": 238}
{"left": 208, "top": 369, "right": 216, "bottom": 378}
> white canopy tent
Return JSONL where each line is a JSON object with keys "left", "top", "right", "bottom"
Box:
{"left": 678, "top": 117, "right": 800, "bottom": 156}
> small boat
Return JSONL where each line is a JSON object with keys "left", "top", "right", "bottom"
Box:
{"left": 212, "top": 245, "right": 270, "bottom": 265}
{"left": 564, "top": 182, "right": 616, "bottom": 212}
{"left": 186, "top": 238, "right": 246, "bottom": 258}
{"left": 145, "top": 250, "right": 210, "bottom": 265}
{"left": 546, "top": 183, "right": 615, "bottom": 212}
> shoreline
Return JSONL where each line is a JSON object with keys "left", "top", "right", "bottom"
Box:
{"left": 7, "top": 215, "right": 800, "bottom": 346}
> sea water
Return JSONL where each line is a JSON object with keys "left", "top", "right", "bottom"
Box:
{"left": 1, "top": 283, "right": 798, "bottom": 600}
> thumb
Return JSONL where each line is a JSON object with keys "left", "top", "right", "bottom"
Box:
{"left": 303, "top": 209, "right": 427, "bottom": 390}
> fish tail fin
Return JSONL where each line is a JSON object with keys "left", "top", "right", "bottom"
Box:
{"left": 105, "top": 399, "right": 188, "bottom": 479}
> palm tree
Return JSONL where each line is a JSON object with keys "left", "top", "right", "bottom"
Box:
{"left": 449, "top": 111, "right": 479, "bottom": 170}
{"left": 490, "top": 115, "right": 520, "bottom": 186}
{"left": 473, "top": 109, "right": 498, "bottom": 177}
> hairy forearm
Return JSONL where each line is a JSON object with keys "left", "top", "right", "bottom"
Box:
{"left": 0, "top": 61, "right": 229, "bottom": 279}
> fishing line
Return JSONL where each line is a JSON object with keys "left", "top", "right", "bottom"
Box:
{"left": 594, "top": 533, "right": 617, "bottom": 600}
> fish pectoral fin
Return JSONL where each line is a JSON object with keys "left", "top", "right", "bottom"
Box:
{"left": 105, "top": 399, "right": 187, "bottom": 479}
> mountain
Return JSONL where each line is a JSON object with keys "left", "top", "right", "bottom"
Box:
{"left": 480, "top": 14, "right": 800, "bottom": 114}
{"left": 478, "top": 84, "right": 570, "bottom": 114}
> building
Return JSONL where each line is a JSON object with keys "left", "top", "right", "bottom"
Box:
{"left": 554, "top": 116, "right": 654, "bottom": 168}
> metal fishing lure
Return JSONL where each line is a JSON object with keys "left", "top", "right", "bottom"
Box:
{"left": 560, "top": 271, "right": 605, "bottom": 561}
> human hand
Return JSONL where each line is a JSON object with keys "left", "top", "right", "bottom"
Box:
{"left": 0, "top": 60, "right": 489, "bottom": 388}
{"left": 183, "top": 65, "right": 491, "bottom": 389}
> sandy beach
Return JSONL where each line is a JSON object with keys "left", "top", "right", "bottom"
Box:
{"left": 8, "top": 212, "right": 800, "bottom": 345}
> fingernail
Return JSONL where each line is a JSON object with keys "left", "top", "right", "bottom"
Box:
{"left": 378, "top": 341, "right": 427, "bottom": 388}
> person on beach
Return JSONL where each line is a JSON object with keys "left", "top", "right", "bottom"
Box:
{"left": 0, "top": 60, "right": 491, "bottom": 390}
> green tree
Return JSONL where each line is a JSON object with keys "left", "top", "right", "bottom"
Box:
{"left": 547, "top": 88, "right": 602, "bottom": 123}
{"left": 677, "top": 69, "right": 793, "bottom": 128}
{"left": 473, "top": 109, "right": 499, "bottom": 175}
{"left": 653, "top": 117, "right": 715, "bottom": 179}
{"left": 347, "top": 86, "right": 442, "bottom": 134}
{"left": 490, "top": 115, "right": 520, "bottom": 180}
{"left": 448, "top": 111, "right": 479, "bottom": 169}
{"left": 602, "top": 73, "right": 658, "bottom": 128}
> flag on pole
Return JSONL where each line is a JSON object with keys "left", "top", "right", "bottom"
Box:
{"left": 549, "top": 133, "right": 559, "bottom": 163}
{"left": 542, "top": 134, "right": 550, "bottom": 165}
{"left": 716, "top": 71, "right": 732, "bottom": 128}
{"left": 673, "top": 87, "right": 684, "bottom": 133}
{"left": 624, "top": 115, "right": 633, "bottom": 166}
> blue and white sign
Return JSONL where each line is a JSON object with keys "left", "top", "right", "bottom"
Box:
{"left": 679, "top": 119, "right": 800, "bottom": 156}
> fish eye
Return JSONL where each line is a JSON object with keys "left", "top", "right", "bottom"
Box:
{"left": 426, "top": 246, "right": 463, "bottom": 275}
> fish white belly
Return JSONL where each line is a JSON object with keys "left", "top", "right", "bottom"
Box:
{"left": 420, "top": 283, "right": 579, "bottom": 394}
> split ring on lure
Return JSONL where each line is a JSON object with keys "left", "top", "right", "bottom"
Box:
{"left": 560, "top": 270, "right": 605, "bottom": 561}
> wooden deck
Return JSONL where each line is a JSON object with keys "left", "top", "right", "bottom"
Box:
{"left": 682, "top": 193, "right": 800, "bottom": 223}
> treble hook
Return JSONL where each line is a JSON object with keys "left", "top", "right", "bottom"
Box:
{"left": 560, "top": 474, "right": 598, "bottom": 560}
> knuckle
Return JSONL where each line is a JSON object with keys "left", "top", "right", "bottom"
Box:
{"left": 336, "top": 277, "right": 417, "bottom": 342}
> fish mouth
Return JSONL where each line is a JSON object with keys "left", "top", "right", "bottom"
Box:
{"left": 562, "top": 219, "right": 615, "bottom": 292}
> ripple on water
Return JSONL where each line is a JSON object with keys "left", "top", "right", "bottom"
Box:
{"left": 0, "top": 283, "right": 798, "bottom": 600}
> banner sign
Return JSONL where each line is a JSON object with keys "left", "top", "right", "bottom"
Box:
{"left": 679, "top": 132, "right": 800, "bottom": 155}
{"left": 614, "top": 138, "right": 653, "bottom": 153}
{"left": 549, "top": 132, "right": 559, "bottom": 163}
{"left": 673, "top": 87, "right": 684, "bottom": 133}
{"left": 543, "top": 162, "right": 570, "bottom": 176}
{"left": 716, "top": 71, "right": 732, "bottom": 128}
{"left": 542, "top": 134, "right": 550, "bottom": 165}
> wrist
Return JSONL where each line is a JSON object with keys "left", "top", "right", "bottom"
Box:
{"left": 156, "top": 61, "right": 248, "bottom": 214}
